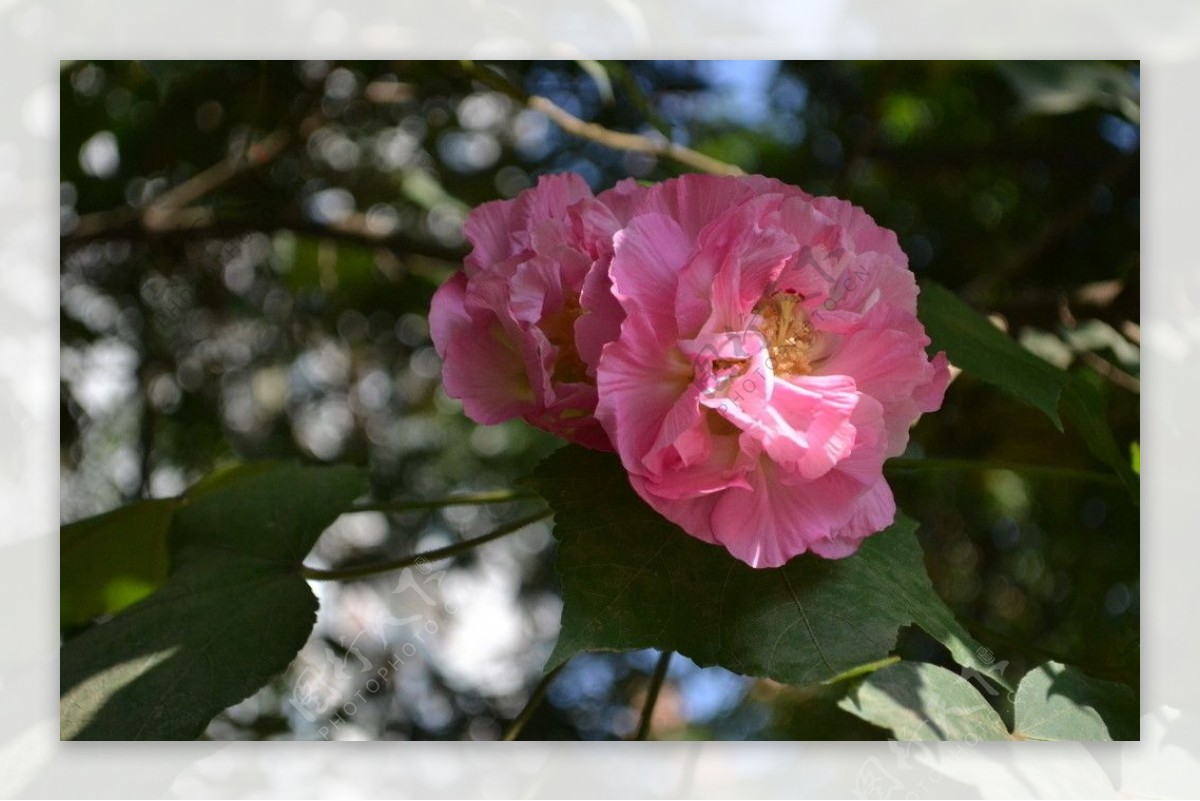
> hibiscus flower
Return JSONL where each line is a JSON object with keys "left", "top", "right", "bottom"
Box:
{"left": 429, "top": 173, "right": 639, "bottom": 450}
{"left": 594, "top": 174, "right": 950, "bottom": 567}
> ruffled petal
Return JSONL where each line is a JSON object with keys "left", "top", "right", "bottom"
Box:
{"left": 596, "top": 314, "right": 694, "bottom": 476}
{"left": 609, "top": 213, "right": 694, "bottom": 337}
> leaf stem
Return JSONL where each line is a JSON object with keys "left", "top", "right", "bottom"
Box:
{"left": 299, "top": 510, "right": 551, "bottom": 582}
{"left": 821, "top": 655, "right": 901, "bottom": 686}
{"left": 503, "top": 663, "right": 566, "bottom": 741}
{"left": 635, "top": 650, "right": 673, "bottom": 741}
{"left": 460, "top": 61, "right": 744, "bottom": 177}
{"left": 885, "top": 457, "right": 1122, "bottom": 486}
{"left": 348, "top": 489, "right": 540, "bottom": 514}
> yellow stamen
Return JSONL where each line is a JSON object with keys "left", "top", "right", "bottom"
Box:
{"left": 755, "top": 291, "right": 816, "bottom": 376}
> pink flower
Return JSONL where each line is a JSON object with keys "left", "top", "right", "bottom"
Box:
{"left": 430, "top": 173, "right": 640, "bottom": 450}
{"left": 594, "top": 174, "right": 950, "bottom": 567}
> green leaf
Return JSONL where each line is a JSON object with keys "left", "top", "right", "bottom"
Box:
{"left": 179, "top": 460, "right": 279, "bottom": 501}
{"left": 839, "top": 659, "right": 1138, "bottom": 742}
{"left": 1013, "top": 661, "right": 1137, "bottom": 741}
{"left": 919, "top": 280, "right": 1067, "bottom": 430}
{"left": 60, "top": 463, "right": 367, "bottom": 740}
{"left": 837, "top": 661, "right": 1010, "bottom": 741}
{"left": 919, "top": 280, "right": 1139, "bottom": 502}
{"left": 60, "top": 498, "right": 176, "bottom": 628}
{"left": 576, "top": 60, "right": 614, "bottom": 105}
{"left": 526, "top": 446, "right": 1002, "bottom": 687}
{"left": 1061, "top": 372, "right": 1139, "bottom": 500}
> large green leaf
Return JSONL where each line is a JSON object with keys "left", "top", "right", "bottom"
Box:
{"left": 1013, "top": 661, "right": 1138, "bottom": 741}
{"left": 918, "top": 280, "right": 1067, "bottom": 430}
{"left": 60, "top": 498, "right": 176, "bottom": 628}
{"left": 840, "top": 660, "right": 1137, "bottom": 741}
{"left": 837, "top": 661, "right": 1010, "bottom": 741}
{"left": 60, "top": 463, "right": 367, "bottom": 740}
{"left": 526, "top": 446, "right": 1002, "bottom": 687}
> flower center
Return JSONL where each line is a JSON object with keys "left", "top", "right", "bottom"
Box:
{"left": 539, "top": 297, "right": 589, "bottom": 384}
{"left": 754, "top": 290, "right": 815, "bottom": 377}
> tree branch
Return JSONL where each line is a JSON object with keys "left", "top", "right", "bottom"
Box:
{"left": 68, "top": 128, "right": 293, "bottom": 244}
{"left": 461, "top": 61, "right": 745, "bottom": 177}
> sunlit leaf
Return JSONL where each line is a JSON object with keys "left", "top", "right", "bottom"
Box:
{"left": 837, "top": 661, "right": 1009, "bottom": 741}
{"left": 840, "top": 659, "right": 1138, "bottom": 742}
{"left": 60, "top": 463, "right": 367, "bottom": 740}
{"left": 526, "top": 446, "right": 1003, "bottom": 687}
{"left": 1013, "top": 661, "right": 1137, "bottom": 741}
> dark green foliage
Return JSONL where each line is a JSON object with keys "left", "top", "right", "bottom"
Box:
{"left": 60, "top": 463, "right": 367, "bottom": 739}
{"left": 527, "top": 446, "right": 1002, "bottom": 687}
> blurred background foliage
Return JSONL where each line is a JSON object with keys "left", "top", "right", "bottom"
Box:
{"left": 59, "top": 60, "right": 1139, "bottom": 740}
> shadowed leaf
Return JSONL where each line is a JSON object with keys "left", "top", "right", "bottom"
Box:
{"left": 60, "top": 463, "right": 367, "bottom": 740}
{"left": 60, "top": 499, "right": 176, "bottom": 628}
{"left": 526, "top": 446, "right": 1003, "bottom": 687}
{"left": 919, "top": 280, "right": 1066, "bottom": 429}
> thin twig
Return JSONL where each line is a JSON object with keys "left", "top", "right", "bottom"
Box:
{"left": 635, "top": 650, "right": 673, "bottom": 741}
{"left": 69, "top": 129, "right": 292, "bottom": 244}
{"left": 885, "top": 457, "right": 1122, "bottom": 486}
{"left": 462, "top": 61, "right": 744, "bottom": 177}
{"left": 299, "top": 510, "right": 551, "bottom": 582}
{"left": 503, "top": 663, "right": 566, "bottom": 741}
{"left": 63, "top": 210, "right": 465, "bottom": 264}
{"left": 1055, "top": 287, "right": 1142, "bottom": 395}
{"left": 349, "top": 489, "right": 541, "bottom": 515}
{"left": 1076, "top": 349, "right": 1140, "bottom": 394}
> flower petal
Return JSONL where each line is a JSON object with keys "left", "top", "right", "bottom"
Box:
{"left": 609, "top": 213, "right": 694, "bottom": 337}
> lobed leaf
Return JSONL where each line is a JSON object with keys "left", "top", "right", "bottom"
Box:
{"left": 837, "top": 661, "right": 1009, "bottom": 741}
{"left": 1013, "top": 660, "right": 1138, "bottom": 741}
{"left": 840, "top": 659, "right": 1137, "bottom": 741}
{"left": 526, "top": 446, "right": 1003, "bottom": 688}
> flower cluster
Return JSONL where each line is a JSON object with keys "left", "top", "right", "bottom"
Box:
{"left": 431, "top": 173, "right": 949, "bottom": 567}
